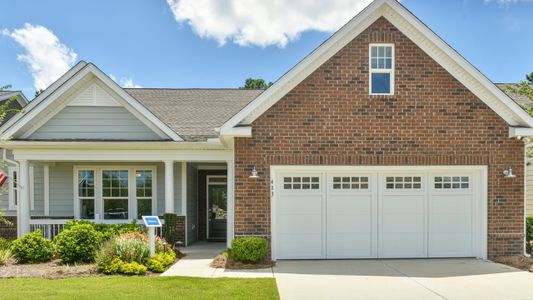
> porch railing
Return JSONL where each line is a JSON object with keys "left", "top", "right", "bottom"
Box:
{"left": 30, "top": 219, "right": 164, "bottom": 240}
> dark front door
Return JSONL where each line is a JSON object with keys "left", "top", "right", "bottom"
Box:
{"left": 207, "top": 176, "right": 227, "bottom": 240}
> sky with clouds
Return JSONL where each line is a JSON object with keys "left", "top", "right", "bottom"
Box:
{"left": 0, "top": 0, "right": 532, "bottom": 99}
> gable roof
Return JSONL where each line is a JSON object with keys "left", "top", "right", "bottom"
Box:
{"left": 220, "top": 0, "right": 533, "bottom": 136}
{"left": 0, "top": 62, "right": 184, "bottom": 141}
{"left": 125, "top": 88, "right": 263, "bottom": 141}
{"left": 0, "top": 91, "right": 28, "bottom": 126}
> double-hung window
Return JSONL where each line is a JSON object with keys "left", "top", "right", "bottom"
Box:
{"left": 369, "top": 44, "right": 394, "bottom": 95}
{"left": 75, "top": 167, "right": 156, "bottom": 221}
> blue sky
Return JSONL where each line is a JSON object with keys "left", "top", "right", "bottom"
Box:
{"left": 0, "top": 0, "right": 532, "bottom": 99}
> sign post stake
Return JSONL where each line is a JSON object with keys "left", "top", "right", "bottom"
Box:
{"left": 149, "top": 227, "right": 155, "bottom": 257}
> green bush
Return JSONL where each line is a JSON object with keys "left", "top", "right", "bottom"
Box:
{"left": 231, "top": 237, "right": 267, "bottom": 263}
{"left": 527, "top": 216, "right": 533, "bottom": 254}
{"left": 121, "top": 261, "right": 147, "bottom": 275}
{"left": 163, "top": 213, "right": 179, "bottom": 247}
{"left": 97, "top": 256, "right": 125, "bottom": 275}
{"left": 11, "top": 230, "right": 53, "bottom": 264}
{"left": 0, "top": 248, "right": 12, "bottom": 265}
{"left": 54, "top": 224, "right": 103, "bottom": 263}
{"left": 64, "top": 220, "right": 142, "bottom": 241}
{"left": 0, "top": 238, "right": 12, "bottom": 250}
{"left": 145, "top": 251, "right": 176, "bottom": 273}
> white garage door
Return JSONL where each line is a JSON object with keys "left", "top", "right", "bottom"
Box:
{"left": 272, "top": 167, "right": 484, "bottom": 260}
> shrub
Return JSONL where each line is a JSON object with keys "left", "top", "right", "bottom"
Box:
{"left": 97, "top": 256, "right": 125, "bottom": 275}
{"left": 0, "top": 248, "right": 12, "bottom": 265}
{"left": 231, "top": 237, "right": 267, "bottom": 263}
{"left": 121, "top": 261, "right": 147, "bottom": 275}
{"left": 527, "top": 216, "right": 533, "bottom": 254}
{"left": 163, "top": 213, "right": 179, "bottom": 247}
{"left": 0, "top": 238, "right": 12, "bottom": 250}
{"left": 111, "top": 232, "right": 150, "bottom": 263}
{"left": 54, "top": 224, "right": 102, "bottom": 263}
{"left": 11, "top": 230, "right": 53, "bottom": 264}
{"left": 64, "top": 220, "right": 142, "bottom": 241}
{"left": 146, "top": 251, "right": 176, "bottom": 273}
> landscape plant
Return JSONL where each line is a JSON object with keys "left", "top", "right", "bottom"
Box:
{"left": 231, "top": 237, "right": 268, "bottom": 263}
{"left": 54, "top": 223, "right": 103, "bottom": 263}
{"left": 11, "top": 230, "right": 53, "bottom": 264}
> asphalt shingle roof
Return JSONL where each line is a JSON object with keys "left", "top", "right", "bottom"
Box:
{"left": 496, "top": 83, "right": 532, "bottom": 107}
{"left": 124, "top": 88, "right": 263, "bottom": 141}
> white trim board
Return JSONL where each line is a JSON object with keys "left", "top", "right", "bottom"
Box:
{"left": 0, "top": 63, "right": 183, "bottom": 141}
{"left": 220, "top": 0, "right": 533, "bottom": 136}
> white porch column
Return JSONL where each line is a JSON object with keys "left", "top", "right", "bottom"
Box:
{"left": 18, "top": 160, "right": 30, "bottom": 237}
{"left": 164, "top": 160, "right": 174, "bottom": 213}
{"left": 226, "top": 160, "right": 234, "bottom": 248}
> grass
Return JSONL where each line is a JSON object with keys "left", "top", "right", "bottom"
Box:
{"left": 0, "top": 276, "right": 279, "bottom": 300}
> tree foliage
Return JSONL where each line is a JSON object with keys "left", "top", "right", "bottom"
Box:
{"left": 0, "top": 85, "right": 22, "bottom": 124}
{"left": 241, "top": 78, "right": 273, "bottom": 89}
{"left": 506, "top": 74, "right": 533, "bottom": 156}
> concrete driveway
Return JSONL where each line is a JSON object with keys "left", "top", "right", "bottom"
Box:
{"left": 273, "top": 259, "right": 533, "bottom": 300}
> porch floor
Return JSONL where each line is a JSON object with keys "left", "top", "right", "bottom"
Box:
{"left": 161, "top": 241, "right": 273, "bottom": 278}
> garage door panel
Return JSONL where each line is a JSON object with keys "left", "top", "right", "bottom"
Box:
{"left": 327, "top": 233, "right": 373, "bottom": 258}
{"left": 431, "top": 195, "right": 472, "bottom": 213}
{"left": 379, "top": 233, "right": 426, "bottom": 257}
{"left": 381, "top": 195, "right": 425, "bottom": 214}
{"left": 278, "top": 233, "right": 324, "bottom": 259}
{"left": 274, "top": 168, "right": 481, "bottom": 260}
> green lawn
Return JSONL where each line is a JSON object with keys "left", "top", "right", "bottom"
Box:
{"left": 0, "top": 276, "right": 279, "bottom": 300}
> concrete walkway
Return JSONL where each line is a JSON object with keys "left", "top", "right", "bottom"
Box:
{"left": 161, "top": 241, "right": 273, "bottom": 278}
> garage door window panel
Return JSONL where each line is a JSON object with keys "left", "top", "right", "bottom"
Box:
{"left": 385, "top": 176, "right": 422, "bottom": 189}
{"left": 332, "top": 176, "right": 369, "bottom": 190}
{"left": 283, "top": 176, "right": 320, "bottom": 190}
{"left": 434, "top": 176, "right": 470, "bottom": 190}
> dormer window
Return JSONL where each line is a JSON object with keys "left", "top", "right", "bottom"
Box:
{"left": 369, "top": 44, "right": 394, "bottom": 95}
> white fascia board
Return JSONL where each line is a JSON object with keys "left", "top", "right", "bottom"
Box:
{"left": 509, "top": 127, "right": 533, "bottom": 137}
{"left": 0, "top": 61, "right": 89, "bottom": 135}
{"left": 220, "top": 0, "right": 533, "bottom": 132}
{"left": 219, "top": 126, "right": 252, "bottom": 137}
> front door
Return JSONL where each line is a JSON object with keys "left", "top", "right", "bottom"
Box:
{"left": 207, "top": 176, "right": 227, "bottom": 240}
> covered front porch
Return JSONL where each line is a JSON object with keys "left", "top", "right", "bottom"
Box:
{"left": 4, "top": 142, "right": 235, "bottom": 247}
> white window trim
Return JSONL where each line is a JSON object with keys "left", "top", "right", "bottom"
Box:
{"left": 73, "top": 166, "right": 157, "bottom": 221}
{"left": 8, "top": 166, "right": 35, "bottom": 211}
{"left": 369, "top": 43, "right": 395, "bottom": 96}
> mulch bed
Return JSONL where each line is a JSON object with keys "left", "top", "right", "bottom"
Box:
{"left": 493, "top": 256, "right": 533, "bottom": 272}
{"left": 211, "top": 253, "right": 273, "bottom": 270}
{"left": 0, "top": 259, "right": 98, "bottom": 279}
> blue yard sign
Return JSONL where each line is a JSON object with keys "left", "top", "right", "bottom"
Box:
{"left": 142, "top": 216, "right": 162, "bottom": 227}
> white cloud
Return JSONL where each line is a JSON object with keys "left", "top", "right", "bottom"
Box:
{"left": 484, "top": 0, "right": 533, "bottom": 5}
{"left": 3, "top": 23, "right": 77, "bottom": 91}
{"left": 109, "top": 74, "right": 142, "bottom": 88}
{"left": 166, "top": 0, "right": 374, "bottom": 47}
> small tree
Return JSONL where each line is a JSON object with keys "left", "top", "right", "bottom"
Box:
{"left": 506, "top": 73, "right": 533, "bottom": 157}
{"left": 240, "top": 78, "right": 273, "bottom": 89}
{"left": 0, "top": 84, "right": 21, "bottom": 225}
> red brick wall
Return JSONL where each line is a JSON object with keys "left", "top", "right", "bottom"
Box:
{"left": 234, "top": 17, "right": 525, "bottom": 258}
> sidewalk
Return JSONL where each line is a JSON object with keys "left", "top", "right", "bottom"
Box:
{"left": 161, "top": 241, "right": 273, "bottom": 278}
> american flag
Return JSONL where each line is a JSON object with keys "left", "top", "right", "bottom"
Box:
{"left": 0, "top": 171, "right": 8, "bottom": 187}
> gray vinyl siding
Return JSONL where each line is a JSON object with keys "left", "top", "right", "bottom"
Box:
{"left": 49, "top": 163, "right": 74, "bottom": 216}
{"left": 28, "top": 106, "right": 163, "bottom": 140}
{"left": 186, "top": 164, "right": 198, "bottom": 244}
{"left": 526, "top": 159, "right": 533, "bottom": 216}
{"left": 31, "top": 165, "right": 45, "bottom": 215}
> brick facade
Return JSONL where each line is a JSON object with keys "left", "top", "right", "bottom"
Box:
{"left": 233, "top": 17, "right": 525, "bottom": 258}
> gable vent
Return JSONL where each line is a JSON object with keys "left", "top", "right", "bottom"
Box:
{"left": 68, "top": 82, "right": 121, "bottom": 107}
